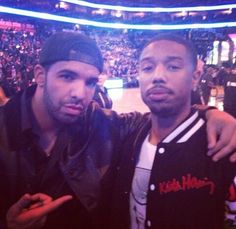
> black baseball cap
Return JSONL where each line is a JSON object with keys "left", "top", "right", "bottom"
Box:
{"left": 39, "top": 31, "right": 103, "bottom": 73}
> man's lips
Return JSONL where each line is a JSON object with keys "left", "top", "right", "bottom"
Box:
{"left": 146, "top": 87, "right": 172, "bottom": 101}
{"left": 63, "top": 104, "right": 84, "bottom": 115}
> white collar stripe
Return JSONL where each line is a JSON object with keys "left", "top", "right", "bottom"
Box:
{"left": 177, "top": 118, "right": 205, "bottom": 143}
{"left": 98, "top": 92, "right": 106, "bottom": 107}
{"left": 163, "top": 111, "right": 199, "bottom": 143}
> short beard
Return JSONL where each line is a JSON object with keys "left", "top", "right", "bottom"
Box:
{"left": 43, "top": 85, "right": 61, "bottom": 124}
{"left": 149, "top": 105, "right": 178, "bottom": 118}
{"left": 43, "top": 85, "right": 82, "bottom": 125}
{"left": 145, "top": 97, "right": 189, "bottom": 119}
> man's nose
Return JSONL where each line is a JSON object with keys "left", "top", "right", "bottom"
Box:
{"left": 152, "top": 64, "right": 166, "bottom": 83}
{"left": 70, "top": 80, "right": 86, "bottom": 99}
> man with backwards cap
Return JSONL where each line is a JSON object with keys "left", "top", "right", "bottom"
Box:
{"left": 0, "top": 31, "right": 106, "bottom": 229}
{"left": 0, "top": 31, "right": 236, "bottom": 229}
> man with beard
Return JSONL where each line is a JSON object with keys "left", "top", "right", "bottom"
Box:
{"left": 1, "top": 32, "right": 236, "bottom": 229}
{"left": 0, "top": 31, "right": 106, "bottom": 229}
{"left": 110, "top": 34, "right": 236, "bottom": 229}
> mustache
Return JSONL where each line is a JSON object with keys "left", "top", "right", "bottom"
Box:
{"left": 146, "top": 85, "right": 173, "bottom": 96}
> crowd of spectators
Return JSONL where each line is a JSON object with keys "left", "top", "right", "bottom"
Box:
{"left": 90, "top": 30, "right": 139, "bottom": 85}
{"left": 0, "top": 22, "right": 144, "bottom": 95}
{"left": 0, "top": 27, "right": 50, "bottom": 96}
{"left": 0, "top": 18, "right": 236, "bottom": 97}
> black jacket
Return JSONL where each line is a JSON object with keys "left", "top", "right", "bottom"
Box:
{"left": 0, "top": 85, "right": 147, "bottom": 229}
{"left": 110, "top": 110, "right": 236, "bottom": 229}
{"left": 93, "top": 85, "right": 113, "bottom": 109}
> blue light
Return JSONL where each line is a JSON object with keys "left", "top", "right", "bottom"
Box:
{"left": 63, "top": 0, "right": 236, "bottom": 13}
{"left": 1, "top": 6, "right": 236, "bottom": 30}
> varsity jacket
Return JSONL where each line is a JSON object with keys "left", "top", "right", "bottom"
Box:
{"left": 110, "top": 109, "right": 236, "bottom": 229}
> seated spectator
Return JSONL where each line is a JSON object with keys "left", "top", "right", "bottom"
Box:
{"left": 93, "top": 64, "right": 113, "bottom": 109}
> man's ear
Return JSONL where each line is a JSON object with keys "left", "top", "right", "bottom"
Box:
{"left": 34, "top": 64, "right": 46, "bottom": 87}
{"left": 192, "top": 69, "right": 201, "bottom": 91}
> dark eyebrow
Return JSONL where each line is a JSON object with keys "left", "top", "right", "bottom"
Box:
{"left": 165, "top": 56, "right": 184, "bottom": 62}
{"left": 140, "top": 56, "right": 184, "bottom": 64}
{"left": 57, "top": 69, "right": 99, "bottom": 79}
{"left": 57, "top": 69, "right": 78, "bottom": 75}
{"left": 139, "top": 57, "right": 154, "bottom": 63}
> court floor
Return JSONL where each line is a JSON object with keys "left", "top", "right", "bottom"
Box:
{"left": 108, "top": 88, "right": 148, "bottom": 113}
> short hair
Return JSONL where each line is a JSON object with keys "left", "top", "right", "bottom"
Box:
{"left": 39, "top": 31, "right": 103, "bottom": 73}
{"left": 141, "top": 34, "right": 198, "bottom": 70}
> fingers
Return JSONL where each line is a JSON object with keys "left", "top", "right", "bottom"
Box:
{"left": 206, "top": 109, "right": 236, "bottom": 162}
{"left": 17, "top": 194, "right": 32, "bottom": 208}
{"left": 30, "top": 193, "right": 52, "bottom": 208}
{"left": 31, "top": 193, "right": 52, "bottom": 202}
{"left": 28, "top": 195, "right": 73, "bottom": 219}
{"left": 7, "top": 194, "right": 73, "bottom": 229}
{"left": 8, "top": 193, "right": 72, "bottom": 218}
{"left": 9, "top": 194, "right": 32, "bottom": 216}
{"left": 43, "top": 195, "right": 73, "bottom": 214}
{"left": 212, "top": 144, "right": 235, "bottom": 162}
{"left": 210, "top": 136, "right": 236, "bottom": 162}
{"left": 230, "top": 152, "right": 236, "bottom": 162}
{"left": 206, "top": 111, "right": 235, "bottom": 152}
{"left": 207, "top": 134, "right": 228, "bottom": 157}
{"left": 206, "top": 123, "right": 217, "bottom": 152}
